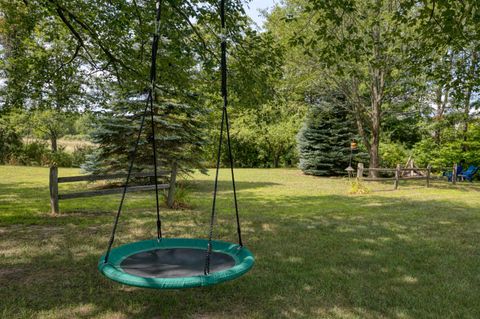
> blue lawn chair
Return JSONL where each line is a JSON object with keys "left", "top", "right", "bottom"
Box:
{"left": 444, "top": 164, "right": 464, "bottom": 182}
{"left": 458, "top": 165, "right": 479, "bottom": 182}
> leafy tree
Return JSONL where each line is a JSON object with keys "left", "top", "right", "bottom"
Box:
{"left": 202, "top": 24, "right": 293, "bottom": 168}
{"left": 379, "top": 141, "right": 409, "bottom": 168}
{"left": 381, "top": 110, "right": 424, "bottom": 149}
{"left": 400, "top": 1, "right": 480, "bottom": 151}
{"left": 73, "top": 112, "right": 97, "bottom": 137}
{"left": 269, "top": 0, "right": 426, "bottom": 176}
{"left": 228, "top": 30, "right": 285, "bottom": 109}
{"left": 47, "top": 0, "right": 253, "bottom": 173}
{"left": 421, "top": 48, "right": 479, "bottom": 149}
{"left": 233, "top": 100, "right": 303, "bottom": 168}
{"left": 30, "top": 109, "right": 76, "bottom": 152}
{"left": 1, "top": 0, "right": 91, "bottom": 153}
{"left": 0, "top": 0, "right": 40, "bottom": 112}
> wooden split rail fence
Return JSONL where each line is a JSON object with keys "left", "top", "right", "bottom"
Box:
{"left": 49, "top": 163, "right": 177, "bottom": 214}
{"left": 356, "top": 163, "right": 435, "bottom": 190}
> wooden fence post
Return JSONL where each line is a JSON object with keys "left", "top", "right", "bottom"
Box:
{"left": 452, "top": 163, "right": 457, "bottom": 185}
{"left": 426, "top": 164, "right": 431, "bottom": 188}
{"left": 167, "top": 162, "right": 178, "bottom": 208}
{"left": 394, "top": 164, "right": 401, "bottom": 190}
{"left": 357, "top": 163, "right": 364, "bottom": 179}
{"left": 49, "top": 165, "right": 59, "bottom": 214}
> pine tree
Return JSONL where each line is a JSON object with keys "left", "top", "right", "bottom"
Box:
{"left": 83, "top": 94, "right": 207, "bottom": 175}
{"left": 297, "top": 95, "right": 358, "bottom": 176}
{"left": 79, "top": 0, "right": 216, "bottom": 175}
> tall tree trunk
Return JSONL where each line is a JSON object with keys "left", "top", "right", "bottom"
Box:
{"left": 50, "top": 133, "right": 58, "bottom": 153}
{"left": 368, "top": 67, "right": 384, "bottom": 177}
{"left": 347, "top": 78, "right": 372, "bottom": 155}
{"left": 462, "top": 86, "right": 472, "bottom": 151}
{"left": 462, "top": 50, "right": 477, "bottom": 152}
{"left": 433, "top": 85, "right": 449, "bottom": 144}
{"left": 273, "top": 154, "right": 280, "bottom": 168}
{"left": 369, "top": 100, "right": 381, "bottom": 177}
{"left": 367, "top": 18, "right": 385, "bottom": 178}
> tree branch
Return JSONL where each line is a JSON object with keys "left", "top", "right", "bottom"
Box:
{"left": 53, "top": 43, "right": 81, "bottom": 74}
{"left": 46, "top": 0, "right": 140, "bottom": 81}
{"left": 53, "top": 6, "right": 97, "bottom": 67}
{"left": 168, "top": 1, "right": 220, "bottom": 63}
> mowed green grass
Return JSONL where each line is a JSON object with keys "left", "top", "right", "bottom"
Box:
{"left": 1, "top": 166, "right": 480, "bottom": 318}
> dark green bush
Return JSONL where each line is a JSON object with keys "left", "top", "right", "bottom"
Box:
{"left": 5, "top": 141, "right": 84, "bottom": 167}
{"left": 48, "top": 149, "right": 74, "bottom": 167}
{"left": 72, "top": 146, "right": 95, "bottom": 167}
{"left": 0, "top": 119, "right": 23, "bottom": 164}
{"left": 20, "top": 141, "right": 50, "bottom": 166}
{"left": 379, "top": 141, "right": 409, "bottom": 168}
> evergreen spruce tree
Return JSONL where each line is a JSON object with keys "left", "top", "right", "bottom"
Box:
{"left": 80, "top": 1, "right": 217, "bottom": 175}
{"left": 297, "top": 95, "right": 358, "bottom": 176}
{"left": 83, "top": 94, "right": 207, "bottom": 175}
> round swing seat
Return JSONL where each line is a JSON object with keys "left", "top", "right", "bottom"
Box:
{"left": 98, "top": 238, "right": 254, "bottom": 289}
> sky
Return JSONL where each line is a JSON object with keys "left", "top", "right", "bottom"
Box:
{"left": 243, "top": 0, "right": 278, "bottom": 28}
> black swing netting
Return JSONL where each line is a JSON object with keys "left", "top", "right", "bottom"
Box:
{"left": 120, "top": 248, "right": 236, "bottom": 278}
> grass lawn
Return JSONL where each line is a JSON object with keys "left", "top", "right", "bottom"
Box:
{"left": 1, "top": 166, "right": 480, "bottom": 318}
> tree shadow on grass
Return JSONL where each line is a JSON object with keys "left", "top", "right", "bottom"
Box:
{"left": 187, "top": 179, "right": 280, "bottom": 194}
{"left": 0, "top": 178, "right": 280, "bottom": 229}
{"left": 427, "top": 180, "right": 480, "bottom": 192}
{"left": 362, "top": 179, "right": 480, "bottom": 193}
{"left": 1, "top": 194, "right": 479, "bottom": 318}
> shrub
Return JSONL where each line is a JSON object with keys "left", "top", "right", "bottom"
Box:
{"left": 48, "top": 149, "right": 74, "bottom": 167}
{"left": 0, "top": 119, "right": 23, "bottom": 164}
{"left": 379, "top": 141, "right": 409, "bottom": 168}
{"left": 7, "top": 141, "right": 79, "bottom": 167}
{"left": 349, "top": 178, "right": 370, "bottom": 194}
{"left": 162, "top": 181, "right": 191, "bottom": 209}
{"left": 413, "top": 138, "right": 468, "bottom": 168}
{"left": 20, "top": 141, "right": 50, "bottom": 166}
{"left": 72, "top": 145, "right": 95, "bottom": 167}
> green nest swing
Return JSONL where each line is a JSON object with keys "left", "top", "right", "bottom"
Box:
{"left": 98, "top": 0, "right": 254, "bottom": 290}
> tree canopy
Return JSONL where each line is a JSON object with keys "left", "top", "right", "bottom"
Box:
{"left": 0, "top": 0, "right": 479, "bottom": 174}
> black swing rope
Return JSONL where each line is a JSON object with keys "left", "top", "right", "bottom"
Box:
{"left": 149, "top": 0, "right": 163, "bottom": 240}
{"left": 204, "top": 0, "right": 243, "bottom": 275}
{"left": 104, "top": 0, "right": 243, "bottom": 274}
{"left": 104, "top": 0, "right": 163, "bottom": 263}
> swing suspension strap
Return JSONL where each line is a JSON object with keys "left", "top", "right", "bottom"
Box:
{"left": 204, "top": 0, "right": 243, "bottom": 275}
{"left": 105, "top": 0, "right": 163, "bottom": 263}
{"left": 150, "top": 0, "right": 162, "bottom": 241}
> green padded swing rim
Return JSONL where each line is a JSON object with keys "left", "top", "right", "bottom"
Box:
{"left": 98, "top": 238, "right": 254, "bottom": 289}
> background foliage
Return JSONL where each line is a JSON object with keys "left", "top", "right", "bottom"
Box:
{"left": 0, "top": 0, "right": 479, "bottom": 177}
